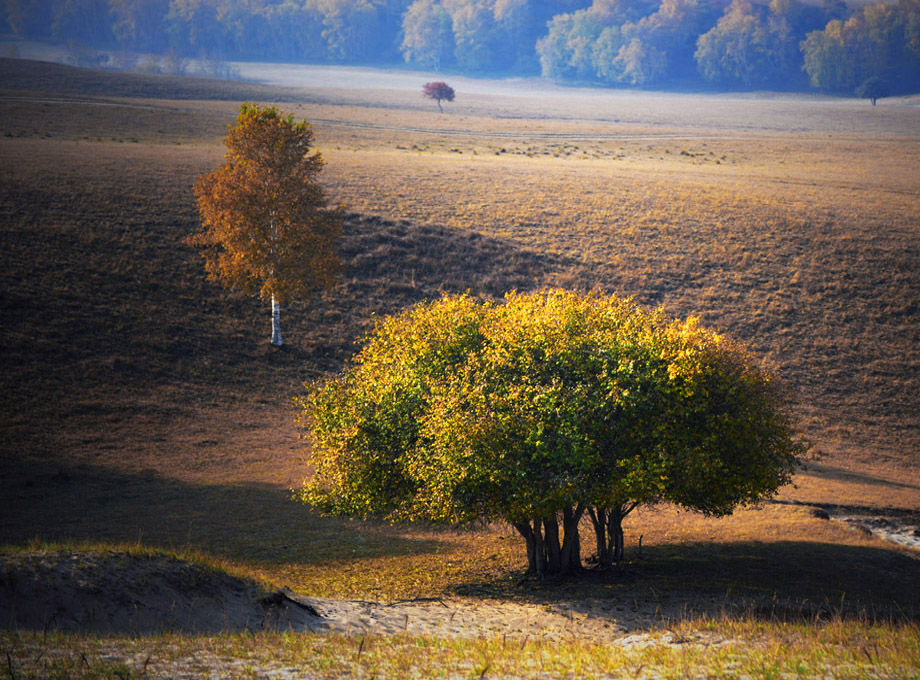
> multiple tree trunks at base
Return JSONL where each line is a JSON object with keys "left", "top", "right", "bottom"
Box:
{"left": 513, "top": 506, "right": 585, "bottom": 579}
{"left": 588, "top": 503, "right": 639, "bottom": 570}
{"left": 512, "top": 503, "right": 643, "bottom": 579}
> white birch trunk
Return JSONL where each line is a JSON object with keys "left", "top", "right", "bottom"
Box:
{"left": 271, "top": 294, "right": 283, "bottom": 347}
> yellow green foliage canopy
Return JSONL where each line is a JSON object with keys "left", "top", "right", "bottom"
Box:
{"left": 299, "top": 290, "right": 805, "bottom": 577}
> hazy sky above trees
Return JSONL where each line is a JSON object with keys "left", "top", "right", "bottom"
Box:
{"left": 4, "top": 0, "right": 919, "bottom": 93}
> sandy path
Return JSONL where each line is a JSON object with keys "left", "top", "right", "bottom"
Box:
{"left": 270, "top": 589, "right": 631, "bottom": 642}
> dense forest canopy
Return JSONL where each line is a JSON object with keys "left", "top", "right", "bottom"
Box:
{"left": 4, "top": 0, "right": 919, "bottom": 92}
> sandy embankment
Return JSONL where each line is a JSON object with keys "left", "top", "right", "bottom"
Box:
{"left": 0, "top": 549, "right": 649, "bottom": 641}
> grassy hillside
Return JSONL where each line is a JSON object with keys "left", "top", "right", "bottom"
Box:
{"left": 1, "top": 62, "right": 919, "bottom": 677}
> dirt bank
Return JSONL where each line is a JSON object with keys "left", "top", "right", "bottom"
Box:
{"left": 0, "top": 550, "right": 319, "bottom": 634}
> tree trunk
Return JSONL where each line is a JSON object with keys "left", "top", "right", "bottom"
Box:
{"left": 532, "top": 517, "right": 545, "bottom": 580}
{"left": 515, "top": 509, "right": 583, "bottom": 579}
{"left": 607, "top": 502, "right": 637, "bottom": 564}
{"left": 513, "top": 521, "right": 536, "bottom": 576}
{"left": 271, "top": 294, "right": 282, "bottom": 346}
{"left": 543, "top": 514, "right": 561, "bottom": 575}
{"left": 560, "top": 505, "right": 584, "bottom": 574}
{"left": 609, "top": 509, "right": 625, "bottom": 564}
{"left": 589, "top": 507, "right": 612, "bottom": 569}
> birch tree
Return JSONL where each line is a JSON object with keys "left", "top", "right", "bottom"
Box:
{"left": 190, "top": 103, "right": 342, "bottom": 347}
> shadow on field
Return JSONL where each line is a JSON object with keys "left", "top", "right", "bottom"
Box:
{"left": 0, "top": 456, "right": 441, "bottom": 566}
{"left": 3, "top": 452, "right": 918, "bottom": 630}
{"left": 294, "top": 212, "right": 595, "bottom": 380}
{"left": 451, "top": 539, "right": 920, "bottom": 624}
{"left": 0, "top": 132, "right": 582, "bottom": 420}
{"left": 516, "top": 541, "right": 920, "bottom": 625}
{"left": 0, "top": 135, "right": 587, "bottom": 468}
{"left": 326, "top": 212, "right": 580, "bottom": 316}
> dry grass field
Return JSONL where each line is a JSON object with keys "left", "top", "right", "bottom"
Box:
{"left": 1, "top": 58, "right": 920, "bottom": 677}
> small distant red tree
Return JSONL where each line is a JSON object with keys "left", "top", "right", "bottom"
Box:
{"left": 422, "top": 81, "right": 455, "bottom": 113}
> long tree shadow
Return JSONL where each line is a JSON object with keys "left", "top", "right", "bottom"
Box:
{"left": 1, "top": 141, "right": 595, "bottom": 472}
{"left": 0, "top": 456, "right": 442, "bottom": 567}
{"left": 293, "top": 213, "right": 592, "bottom": 376}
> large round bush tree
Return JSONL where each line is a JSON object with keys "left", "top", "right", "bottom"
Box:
{"left": 298, "top": 291, "right": 805, "bottom": 578}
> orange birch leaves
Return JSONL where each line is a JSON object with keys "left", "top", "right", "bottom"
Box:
{"left": 189, "top": 103, "right": 342, "bottom": 305}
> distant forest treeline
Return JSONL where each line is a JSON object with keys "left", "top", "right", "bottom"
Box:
{"left": 4, "top": 0, "right": 920, "bottom": 93}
